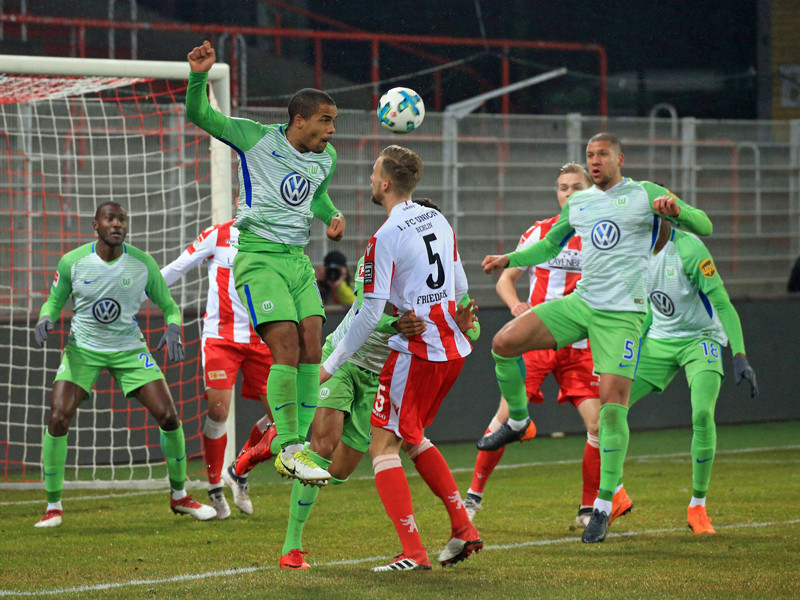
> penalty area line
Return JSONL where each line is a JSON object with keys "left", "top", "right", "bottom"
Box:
{"left": 1, "top": 519, "right": 798, "bottom": 597}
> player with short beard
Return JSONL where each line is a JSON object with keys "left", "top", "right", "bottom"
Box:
{"left": 482, "top": 133, "right": 713, "bottom": 543}
{"left": 321, "top": 147, "right": 482, "bottom": 571}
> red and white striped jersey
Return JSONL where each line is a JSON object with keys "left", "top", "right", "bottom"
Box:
{"left": 161, "top": 221, "right": 262, "bottom": 344}
{"left": 363, "top": 200, "right": 471, "bottom": 362}
{"left": 516, "top": 215, "right": 583, "bottom": 305}
{"left": 516, "top": 215, "right": 586, "bottom": 349}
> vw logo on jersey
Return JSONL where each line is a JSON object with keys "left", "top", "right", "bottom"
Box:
{"left": 92, "top": 298, "right": 121, "bottom": 324}
{"left": 649, "top": 290, "right": 675, "bottom": 317}
{"left": 591, "top": 220, "right": 621, "bottom": 250}
{"left": 281, "top": 172, "right": 310, "bottom": 206}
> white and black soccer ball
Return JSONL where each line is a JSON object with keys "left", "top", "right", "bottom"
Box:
{"left": 377, "top": 87, "right": 425, "bottom": 134}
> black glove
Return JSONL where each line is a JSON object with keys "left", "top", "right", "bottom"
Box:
{"left": 157, "top": 323, "right": 184, "bottom": 362}
{"left": 733, "top": 355, "right": 758, "bottom": 398}
{"left": 34, "top": 316, "right": 54, "bottom": 347}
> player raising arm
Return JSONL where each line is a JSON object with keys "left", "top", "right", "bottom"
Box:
{"left": 33, "top": 202, "right": 215, "bottom": 528}
{"left": 481, "top": 133, "right": 713, "bottom": 544}
{"left": 467, "top": 163, "right": 633, "bottom": 531}
{"left": 186, "top": 40, "right": 345, "bottom": 486}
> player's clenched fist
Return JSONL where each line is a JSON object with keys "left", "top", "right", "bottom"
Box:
{"left": 653, "top": 194, "right": 681, "bottom": 217}
{"left": 481, "top": 254, "right": 510, "bottom": 274}
{"left": 187, "top": 40, "right": 216, "bottom": 73}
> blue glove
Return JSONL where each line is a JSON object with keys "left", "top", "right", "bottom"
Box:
{"left": 157, "top": 323, "right": 184, "bottom": 362}
{"left": 733, "top": 355, "right": 758, "bottom": 398}
{"left": 34, "top": 316, "right": 54, "bottom": 347}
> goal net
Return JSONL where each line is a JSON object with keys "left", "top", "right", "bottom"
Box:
{"left": 0, "top": 55, "right": 232, "bottom": 489}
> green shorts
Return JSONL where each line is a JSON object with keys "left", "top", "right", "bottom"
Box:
{"left": 317, "top": 357, "right": 375, "bottom": 454}
{"left": 634, "top": 336, "right": 725, "bottom": 393}
{"left": 233, "top": 248, "right": 325, "bottom": 328}
{"left": 54, "top": 344, "right": 165, "bottom": 400}
{"left": 533, "top": 293, "right": 645, "bottom": 378}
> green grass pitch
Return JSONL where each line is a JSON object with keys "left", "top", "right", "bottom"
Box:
{"left": 2, "top": 421, "right": 798, "bottom": 599}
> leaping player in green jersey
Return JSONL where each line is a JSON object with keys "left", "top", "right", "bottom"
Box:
{"left": 186, "top": 41, "right": 346, "bottom": 487}
{"left": 624, "top": 218, "right": 757, "bottom": 534}
{"left": 33, "top": 202, "right": 215, "bottom": 528}
{"left": 481, "top": 133, "right": 714, "bottom": 543}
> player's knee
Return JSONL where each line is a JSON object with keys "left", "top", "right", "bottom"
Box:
{"left": 158, "top": 410, "right": 181, "bottom": 431}
{"left": 206, "top": 402, "right": 229, "bottom": 423}
{"left": 692, "top": 408, "right": 714, "bottom": 430}
{"left": 491, "top": 332, "right": 515, "bottom": 357}
{"left": 47, "top": 411, "right": 72, "bottom": 437}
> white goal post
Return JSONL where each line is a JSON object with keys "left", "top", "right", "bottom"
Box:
{"left": 0, "top": 54, "right": 232, "bottom": 490}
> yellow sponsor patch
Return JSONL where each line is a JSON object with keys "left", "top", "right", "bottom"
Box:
{"left": 208, "top": 370, "right": 228, "bottom": 380}
{"left": 699, "top": 259, "right": 716, "bottom": 278}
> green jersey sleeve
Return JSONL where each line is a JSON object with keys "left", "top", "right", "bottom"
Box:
{"left": 508, "top": 201, "right": 574, "bottom": 268}
{"left": 310, "top": 145, "right": 340, "bottom": 226}
{"left": 642, "top": 182, "right": 713, "bottom": 237}
{"left": 39, "top": 254, "right": 74, "bottom": 323}
{"left": 676, "top": 233, "right": 745, "bottom": 355}
{"left": 186, "top": 71, "right": 269, "bottom": 152}
{"left": 139, "top": 250, "right": 181, "bottom": 327}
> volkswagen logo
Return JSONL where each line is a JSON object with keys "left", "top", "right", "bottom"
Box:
{"left": 591, "top": 220, "right": 621, "bottom": 250}
{"left": 649, "top": 290, "right": 675, "bottom": 316}
{"left": 280, "top": 172, "right": 310, "bottom": 206}
{"left": 92, "top": 298, "right": 121, "bottom": 323}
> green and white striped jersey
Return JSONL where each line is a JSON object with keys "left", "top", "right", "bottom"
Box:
{"left": 39, "top": 242, "right": 181, "bottom": 352}
{"left": 508, "top": 178, "right": 712, "bottom": 313}
{"left": 646, "top": 229, "right": 728, "bottom": 346}
{"left": 324, "top": 257, "right": 397, "bottom": 374}
{"left": 186, "top": 72, "right": 340, "bottom": 251}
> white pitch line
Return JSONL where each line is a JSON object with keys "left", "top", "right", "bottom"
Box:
{"left": 1, "top": 519, "right": 798, "bottom": 597}
{"left": 3, "top": 444, "right": 799, "bottom": 506}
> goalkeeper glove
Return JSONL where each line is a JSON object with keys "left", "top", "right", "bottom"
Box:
{"left": 733, "top": 355, "right": 758, "bottom": 398}
{"left": 157, "top": 323, "right": 184, "bottom": 362}
{"left": 34, "top": 316, "right": 54, "bottom": 347}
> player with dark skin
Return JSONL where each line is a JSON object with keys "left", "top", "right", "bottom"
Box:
{"left": 45, "top": 204, "right": 182, "bottom": 439}
{"left": 35, "top": 202, "right": 212, "bottom": 527}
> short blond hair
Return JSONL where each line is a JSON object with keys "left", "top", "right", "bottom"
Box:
{"left": 379, "top": 145, "right": 423, "bottom": 196}
{"left": 557, "top": 162, "right": 592, "bottom": 186}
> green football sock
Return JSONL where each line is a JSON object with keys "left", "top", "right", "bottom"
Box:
{"left": 281, "top": 449, "right": 331, "bottom": 554}
{"left": 597, "top": 403, "right": 629, "bottom": 502}
{"left": 160, "top": 424, "right": 186, "bottom": 491}
{"left": 330, "top": 476, "right": 348, "bottom": 485}
{"left": 267, "top": 364, "right": 300, "bottom": 448}
{"left": 492, "top": 351, "right": 529, "bottom": 422}
{"left": 296, "top": 363, "right": 320, "bottom": 441}
{"left": 689, "top": 371, "right": 721, "bottom": 498}
{"left": 42, "top": 431, "right": 68, "bottom": 504}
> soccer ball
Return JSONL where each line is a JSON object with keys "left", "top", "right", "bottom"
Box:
{"left": 377, "top": 87, "right": 425, "bottom": 134}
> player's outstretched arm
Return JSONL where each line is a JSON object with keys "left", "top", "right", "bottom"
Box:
{"left": 482, "top": 254, "right": 510, "bottom": 274}
{"left": 651, "top": 193, "right": 713, "bottom": 236}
